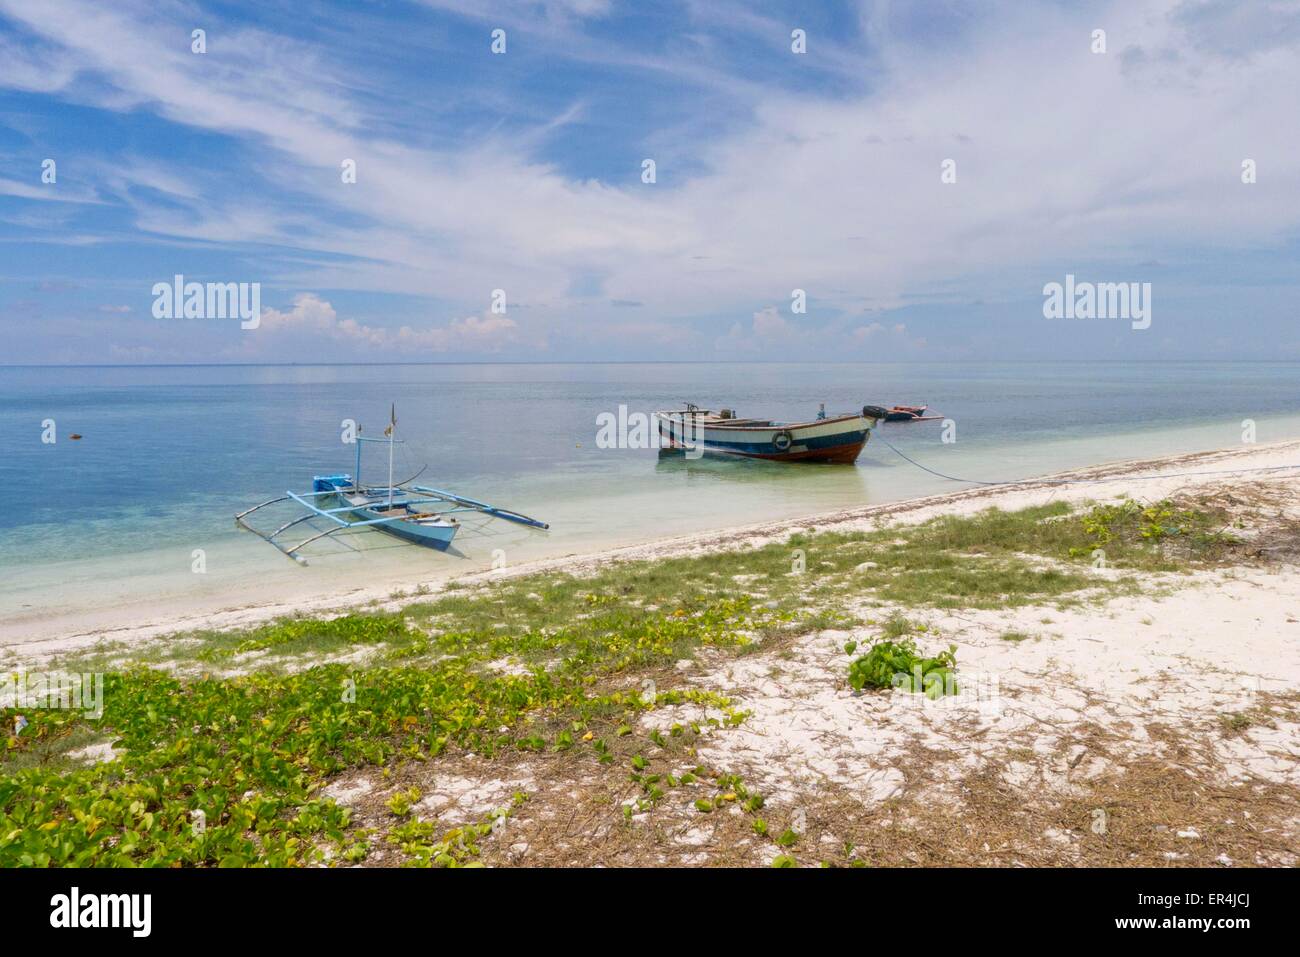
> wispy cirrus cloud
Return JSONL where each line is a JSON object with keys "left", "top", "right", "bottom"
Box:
{"left": 1, "top": 0, "right": 1298, "bottom": 363}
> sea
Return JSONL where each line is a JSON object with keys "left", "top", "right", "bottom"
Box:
{"left": 2, "top": 361, "right": 1299, "bottom": 638}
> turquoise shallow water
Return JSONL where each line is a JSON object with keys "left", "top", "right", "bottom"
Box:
{"left": 2, "top": 361, "right": 1298, "bottom": 632}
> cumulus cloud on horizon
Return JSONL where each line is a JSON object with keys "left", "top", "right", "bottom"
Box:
{"left": 250, "top": 293, "right": 522, "bottom": 356}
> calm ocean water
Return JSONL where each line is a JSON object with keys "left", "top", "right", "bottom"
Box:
{"left": 3, "top": 361, "right": 1299, "bottom": 629}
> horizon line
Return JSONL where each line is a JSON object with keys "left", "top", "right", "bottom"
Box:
{"left": 4, "top": 358, "right": 1300, "bottom": 370}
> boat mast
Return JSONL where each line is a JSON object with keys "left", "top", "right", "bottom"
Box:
{"left": 354, "top": 425, "right": 362, "bottom": 491}
{"left": 386, "top": 403, "right": 396, "bottom": 507}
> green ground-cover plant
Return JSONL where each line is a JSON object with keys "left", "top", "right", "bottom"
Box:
{"left": 765, "top": 504, "right": 1115, "bottom": 609}
{"left": 388, "top": 793, "right": 527, "bottom": 867}
{"left": 196, "top": 613, "right": 417, "bottom": 662}
{"left": 847, "top": 640, "right": 958, "bottom": 697}
{"left": 772, "top": 498, "right": 1237, "bottom": 608}
{"left": 848, "top": 619, "right": 958, "bottom": 698}
{"left": 1069, "top": 498, "right": 1240, "bottom": 566}
{"left": 1, "top": 594, "right": 779, "bottom": 867}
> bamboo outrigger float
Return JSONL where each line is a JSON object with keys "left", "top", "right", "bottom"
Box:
{"left": 236, "top": 406, "right": 548, "bottom": 564}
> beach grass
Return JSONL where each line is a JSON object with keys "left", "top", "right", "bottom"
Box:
{"left": 54, "top": 495, "right": 1244, "bottom": 679}
{"left": 2, "top": 495, "right": 1259, "bottom": 867}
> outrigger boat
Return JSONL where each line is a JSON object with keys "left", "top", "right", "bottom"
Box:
{"left": 236, "top": 406, "right": 548, "bottom": 564}
{"left": 654, "top": 403, "right": 890, "bottom": 464}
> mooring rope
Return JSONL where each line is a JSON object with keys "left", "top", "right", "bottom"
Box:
{"left": 873, "top": 434, "right": 1300, "bottom": 488}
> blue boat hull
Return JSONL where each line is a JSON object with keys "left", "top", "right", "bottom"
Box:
{"left": 312, "top": 475, "right": 459, "bottom": 551}
{"left": 344, "top": 501, "right": 458, "bottom": 550}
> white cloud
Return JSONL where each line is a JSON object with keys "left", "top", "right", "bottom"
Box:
{"left": 3, "top": 0, "right": 1299, "bottom": 359}
{"left": 388, "top": 312, "right": 521, "bottom": 352}
{"left": 713, "top": 305, "right": 925, "bottom": 358}
{"left": 249, "top": 293, "right": 520, "bottom": 356}
{"left": 852, "top": 321, "right": 926, "bottom": 354}
{"left": 0, "top": 177, "right": 103, "bottom": 204}
{"left": 715, "top": 305, "right": 801, "bottom": 354}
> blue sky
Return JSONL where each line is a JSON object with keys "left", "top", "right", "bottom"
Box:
{"left": 1, "top": 0, "right": 1299, "bottom": 364}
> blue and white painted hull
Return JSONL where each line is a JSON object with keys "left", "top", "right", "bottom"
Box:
{"left": 340, "top": 494, "right": 458, "bottom": 550}
{"left": 654, "top": 410, "right": 878, "bottom": 464}
{"left": 311, "top": 476, "right": 459, "bottom": 550}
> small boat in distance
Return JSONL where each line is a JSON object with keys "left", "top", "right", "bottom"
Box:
{"left": 236, "top": 406, "right": 548, "bottom": 564}
{"left": 654, "top": 404, "right": 888, "bottom": 464}
{"left": 883, "top": 404, "right": 942, "bottom": 422}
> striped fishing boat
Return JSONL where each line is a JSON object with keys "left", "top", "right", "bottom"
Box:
{"left": 654, "top": 404, "right": 887, "bottom": 464}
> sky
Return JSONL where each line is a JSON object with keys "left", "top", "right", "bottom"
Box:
{"left": 1, "top": 0, "right": 1298, "bottom": 364}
